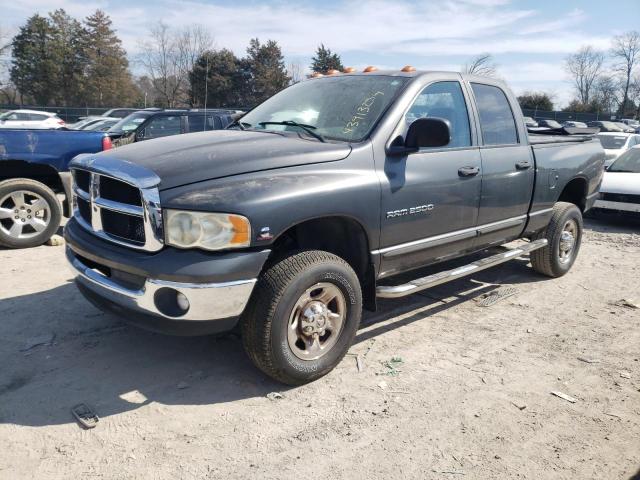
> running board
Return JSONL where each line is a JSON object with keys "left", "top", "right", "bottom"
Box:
{"left": 376, "top": 239, "right": 548, "bottom": 299}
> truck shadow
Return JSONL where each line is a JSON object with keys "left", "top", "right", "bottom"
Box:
{"left": 0, "top": 253, "right": 545, "bottom": 428}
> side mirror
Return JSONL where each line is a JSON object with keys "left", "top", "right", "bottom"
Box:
{"left": 406, "top": 117, "right": 451, "bottom": 149}
{"left": 386, "top": 117, "right": 451, "bottom": 156}
{"left": 136, "top": 129, "right": 146, "bottom": 141}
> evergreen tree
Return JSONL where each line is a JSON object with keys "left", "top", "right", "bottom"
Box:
{"left": 245, "top": 38, "right": 289, "bottom": 105}
{"left": 189, "top": 49, "right": 245, "bottom": 108}
{"left": 83, "top": 10, "right": 137, "bottom": 106}
{"left": 310, "top": 44, "right": 344, "bottom": 74}
{"left": 10, "top": 14, "right": 57, "bottom": 105}
{"left": 49, "top": 9, "right": 89, "bottom": 106}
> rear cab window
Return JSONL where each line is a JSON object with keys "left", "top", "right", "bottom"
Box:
{"left": 471, "top": 83, "right": 519, "bottom": 145}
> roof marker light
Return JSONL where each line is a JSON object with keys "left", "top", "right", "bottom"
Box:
{"left": 343, "top": 67, "right": 356, "bottom": 73}
{"left": 326, "top": 69, "right": 341, "bottom": 75}
{"left": 401, "top": 65, "right": 416, "bottom": 72}
{"left": 363, "top": 66, "right": 378, "bottom": 73}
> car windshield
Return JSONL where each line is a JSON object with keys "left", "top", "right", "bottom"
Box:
{"left": 0, "top": 111, "right": 15, "bottom": 120}
{"left": 108, "top": 112, "right": 150, "bottom": 133}
{"left": 608, "top": 148, "right": 640, "bottom": 173}
{"left": 598, "top": 134, "right": 628, "bottom": 149}
{"left": 237, "top": 76, "right": 409, "bottom": 142}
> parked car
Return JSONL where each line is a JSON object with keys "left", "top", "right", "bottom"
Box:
{"left": 588, "top": 121, "right": 623, "bottom": 132}
{"left": 64, "top": 70, "right": 604, "bottom": 385}
{"left": 68, "top": 116, "right": 115, "bottom": 130}
{"left": 107, "top": 109, "right": 234, "bottom": 147}
{"left": 0, "top": 129, "right": 112, "bottom": 248}
{"left": 593, "top": 145, "right": 640, "bottom": 215}
{"left": 563, "top": 121, "right": 588, "bottom": 128}
{"left": 82, "top": 118, "right": 120, "bottom": 131}
{"left": 536, "top": 119, "right": 563, "bottom": 129}
{"left": 0, "top": 109, "right": 65, "bottom": 129}
{"left": 620, "top": 118, "right": 639, "bottom": 129}
{"left": 101, "top": 108, "right": 139, "bottom": 118}
{"left": 523, "top": 116, "right": 538, "bottom": 128}
{"left": 596, "top": 132, "right": 640, "bottom": 167}
{"left": 613, "top": 121, "right": 636, "bottom": 133}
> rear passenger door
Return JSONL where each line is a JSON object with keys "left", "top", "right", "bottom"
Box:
{"left": 469, "top": 82, "right": 534, "bottom": 249}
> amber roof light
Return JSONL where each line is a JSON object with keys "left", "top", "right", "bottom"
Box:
{"left": 326, "top": 69, "right": 340, "bottom": 75}
{"left": 363, "top": 66, "right": 378, "bottom": 73}
{"left": 401, "top": 65, "right": 416, "bottom": 72}
{"left": 343, "top": 67, "right": 356, "bottom": 73}
{"left": 310, "top": 72, "right": 324, "bottom": 78}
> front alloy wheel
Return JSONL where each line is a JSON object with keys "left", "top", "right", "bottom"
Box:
{"left": 242, "top": 250, "right": 362, "bottom": 385}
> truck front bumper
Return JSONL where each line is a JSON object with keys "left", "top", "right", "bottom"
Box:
{"left": 64, "top": 218, "right": 270, "bottom": 336}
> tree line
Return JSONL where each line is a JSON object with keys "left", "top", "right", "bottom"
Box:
{"left": 0, "top": 9, "right": 350, "bottom": 109}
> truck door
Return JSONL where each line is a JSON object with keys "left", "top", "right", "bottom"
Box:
{"left": 377, "top": 80, "right": 482, "bottom": 278}
{"left": 468, "top": 82, "right": 535, "bottom": 249}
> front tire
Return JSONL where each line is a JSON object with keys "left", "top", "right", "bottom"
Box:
{"left": 530, "top": 202, "right": 583, "bottom": 277}
{"left": 241, "top": 250, "right": 362, "bottom": 385}
{"left": 0, "top": 179, "right": 61, "bottom": 249}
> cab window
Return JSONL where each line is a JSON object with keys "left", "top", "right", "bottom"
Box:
{"left": 143, "top": 115, "right": 182, "bottom": 139}
{"left": 405, "top": 81, "right": 471, "bottom": 148}
{"left": 471, "top": 83, "right": 519, "bottom": 145}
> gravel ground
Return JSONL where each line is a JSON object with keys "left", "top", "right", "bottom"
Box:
{"left": 0, "top": 215, "right": 639, "bottom": 480}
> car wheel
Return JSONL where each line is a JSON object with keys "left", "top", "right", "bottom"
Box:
{"left": 241, "top": 250, "right": 362, "bottom": 385}
{"left": 0, "top": 178, "right": 61, "bottom": 249}
{"left": 530, "top": 201, "right": 583, "bottom": 278}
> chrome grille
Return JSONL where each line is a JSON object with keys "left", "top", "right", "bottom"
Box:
{"left": 70, "top": 164, "right": 164, "bottom": 252}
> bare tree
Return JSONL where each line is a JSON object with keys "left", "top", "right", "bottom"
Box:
{"left": 564, "top": 46, "right": 604, "bottom": 105}
{"left": 611, "top": 31, "right": 640, "bottom": 116}
{"left": 176, "top": 25, "right": 213, "bottom": 106}
{"left": 287, "top": 61, "right": 304, "bottom": 84}
{"left": 593, "top": 75, "right": 618, "bottom": 114}
{"left": 139, "top": 23, "right": 213, "bottom": 107}
{"left": 462, "top": 53, "right": 497, "bottom": 77}
{"left": 0, "top": 26, "right": 17, "bottom": 104}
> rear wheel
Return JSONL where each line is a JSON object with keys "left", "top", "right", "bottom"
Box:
{"left": 530, "top": 202, "right": 583, "bottom": 278}
{"left": 0, "top": 179, "right": 61, "bottom": 249}
{"left": 241, "top": 250, "right": 362, "bottom": 385}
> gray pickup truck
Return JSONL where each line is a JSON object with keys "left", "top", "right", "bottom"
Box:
{"left": 64, "top": 69, "right": 604, "bottom": 384}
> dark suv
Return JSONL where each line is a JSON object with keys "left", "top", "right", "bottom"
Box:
{"left": 107, "top": 109, "right": 235, "bottom": 147}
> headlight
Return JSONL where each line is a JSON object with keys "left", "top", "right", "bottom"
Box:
{"left": 164, "top": 210, "right": 251, "bottom": 251}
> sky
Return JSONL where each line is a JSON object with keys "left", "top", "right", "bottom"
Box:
{"left": 2, "top": 0, "right": 639, "bottom": 107}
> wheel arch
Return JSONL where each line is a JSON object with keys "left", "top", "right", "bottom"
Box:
{"left": 556, "top": 176, "right": 588, "bottom": 212}
{"left": 267, "top": 215, "right": 377, "bottom": 311}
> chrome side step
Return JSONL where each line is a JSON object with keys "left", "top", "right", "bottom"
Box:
{"left": 376, "top": 239, "right": 548, "bottom": 299}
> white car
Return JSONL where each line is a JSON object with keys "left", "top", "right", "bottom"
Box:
{"left": 593, "top": 145, "right": 640, "bottom": 214}
{"left": 596, "top": 132, "right": 640, "bottom": 167}
{"left": 0, "top": 109, "right": 65, "bottom": 129}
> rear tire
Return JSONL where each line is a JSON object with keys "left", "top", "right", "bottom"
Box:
{"left": 530, "top": 202, "right": 583, "bottom": 278}
{"left": 0, "top": 179, "right": 61, "bottom": 249}
{"left": 241, "top": 250, "right": 362, "bottom": 385}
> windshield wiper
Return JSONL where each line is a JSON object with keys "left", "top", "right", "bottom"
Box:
{"left": 258, "top": 121, "right": 326, "bottom": 142}
{"left": 227, "top": 120, "right": 252, "bottom": 130}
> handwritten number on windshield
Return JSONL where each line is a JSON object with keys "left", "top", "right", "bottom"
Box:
{"left": 343, "top": 91, "right": 384, "bottom": 135}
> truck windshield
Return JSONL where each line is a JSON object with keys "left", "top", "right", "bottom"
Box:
{"left": 597, "top": 134, "right": 628, "bottom": 149}
{"left": 108, "top": 113, "right": 150, "bottom": 133}
{"left": 237, "top": 76, "right": 408, "bottom": 142}
{"left": 608, "top": 148, "right": 640, "bottom": 173}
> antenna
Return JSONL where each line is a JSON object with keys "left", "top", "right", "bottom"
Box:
{"left": 203, "top": 55, "right": 209, "bottom": 131}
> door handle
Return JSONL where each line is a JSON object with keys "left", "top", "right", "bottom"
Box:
{"left": 458, "top": 166, "right": 480, "bottom": 177}
{"left": 516, "top": 161, "right": 531, "bottom": 170}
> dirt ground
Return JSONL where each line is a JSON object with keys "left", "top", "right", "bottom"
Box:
{"left": 0, "top": 215, "right": 639, "bottom": 480}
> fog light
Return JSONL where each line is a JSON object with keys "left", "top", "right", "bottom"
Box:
{"left": 176, "top": 292, "right": 190, "bottom": 311}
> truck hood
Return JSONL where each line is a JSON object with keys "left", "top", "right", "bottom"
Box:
{"left": 600, "top": 171, "right": 640, "bottom": 195}
{"left": 97, "top": 130, "right": 352, "bottom": 190}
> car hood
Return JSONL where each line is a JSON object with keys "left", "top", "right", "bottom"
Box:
{"left": 97, "top": 130, "right": 352, "bottom": 190}
{"left": 600, "top": 172, "right": 640, "bottom": 194}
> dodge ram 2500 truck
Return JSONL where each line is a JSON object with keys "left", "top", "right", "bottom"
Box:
{"left": 64, "top": 69, "right": 604, "bottom": 385}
